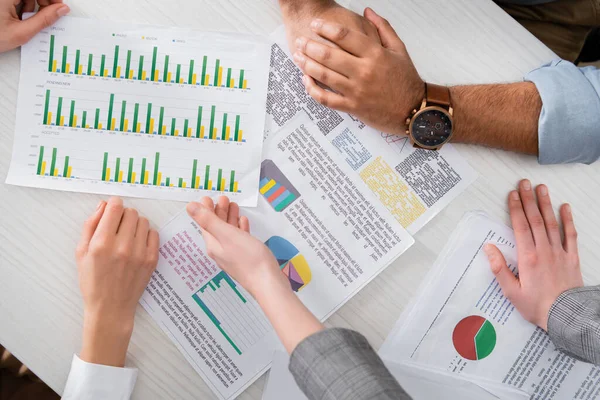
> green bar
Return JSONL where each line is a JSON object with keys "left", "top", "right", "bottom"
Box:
{"left": 153, "top": 152, "right": 160, "bottom": 185}
{"left": 163, "top": 55, "right": 169, "bottom": 82}
{"left": 43, "top": 90, "right": 50, "bottom": 125}
{"left": 87, "top": 54, "right": 93, "bottom": 76}
{"left": 138, "top": 55, "right": 144, "bottom": 80}
{"left": 151, "top": 47, "right": 157, "bottom": 81}
{"left": 133, "top": 103, "right": 139, "bottom": 133}
{"left": 37, "top": 146, "right": 44, "bottom": 175}
{"left": 113, "top": 45, "right": 119, "bottom": 78}
{"left": 82, "top": 111, "right": 87, "bottom": 128}
{"left": 94, "top": 109, "right": 100, "bottom": 130}
{"left": 239, "top": 69, "right": 245, "bottom": 89}
{"left": 230, "top": 171, "right": 235, "bottom": 192}
{"left": 158, "top": 107, "right": 165, "bottom": 135}
{"left": 69, "top": 100, "right": 75, "bottom": 127}
{"left": 166, "top": 177, "right": 171, "bottom": 187}
{"left": 204, "top": 165, "right": 210, "bottom": 189}
{"left": 128, "top": 158, "right": 134, "bottom": 183}
{"left": 61, "top": 46, "right": 67, "bottom": 73}
{"left": 114, "top": 158, "right": 120, "bottom": 182}
{"left": 48, "top": 35, "right": 55, "bottom": 72}
{"left": 201, "top": 56, "right": 207, "bottom": 85}
{"left": 125, "top": 50, "right": 132, "bottom": 79}
{"left": 217, "top": 168, "right": 223, "bottom": 191}
{"left": 226, "top": 68, "right": 232, "bottom": 88}
{"left": 107, "top": 94, "right": 115, "bottom": 130}
{"left": 141, "top": 158, "right": 146, "bottom": 184}
{"left": 234, "top": 115, "right": 240, "bottom": 141}
{"left": 213, "top": 59, "right": 220, "bottom": 86}
{"left": 50, "top": 148, "right": 57, "bottom": 177}
{"left": 176, "top": 64, "right": 181, "bottom": 83}
{"left": 275, "top": 193, "right": 296, "bottom": 211}
{"left": 209, "top": 106, "right": 216, "bottom": 139}
{"left": 188, "top": 59, "right": 194, "bottom": 84}
{"left": 146, "top": 103, "right": 152, "bottom": 133}
{"left": 178, "top": 177, "right": 183, "bottom": 188}
{"left": 74, "top": 50, "right": 80, "bottom": 75}
{"left": 196, "top": 106, "right": 203, "bottom": 138}
{"left": 63, "top": 156, "right": 69, "bottom": 178}
{"left": 221, "top": 113, "right": 228, "bottom": 140}
{"left": 102, "top": 152, "right": 108, "bottom": 181}
{"left": 120, "top": 100, "right": 126, "bottom": 131}
{"left": 100, "top": 55, "right": 106, "bottom": 77}
{"left": 171, "top": 118, "right": 176, "bottom": 136}
{"left": 183, "top": 119, "right": 189, "bottom": 138}
{"left": 55, "top": 97, "right": 62, "bottom": 126}
{"left": 191, "top": 159, "right": 197, "bottom": 188}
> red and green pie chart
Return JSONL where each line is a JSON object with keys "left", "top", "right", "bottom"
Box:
{"left": 452, "top": 315, "right": 497, "bottom": 361}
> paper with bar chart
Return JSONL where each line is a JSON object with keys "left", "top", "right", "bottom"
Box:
{"left": 140, "top": 116, "right": 414, "bottom": 399}
{"left": 6, "top": 16, "right": 270, "bottom": 204}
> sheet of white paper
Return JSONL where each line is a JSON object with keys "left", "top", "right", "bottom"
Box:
{"left": 141, "top": 115, "right": 414, "bottom": 399}
{"left": 7, "top": 16, "right": 270, "bottom": 205}
{"left": 380, "top": 212, "right": 600, "bottom": 400}
{"left": 267, "top": 27, "right": 477, "bottom": 234}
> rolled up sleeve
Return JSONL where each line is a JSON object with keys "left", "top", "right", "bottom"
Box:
{"left": 525, "top": 60, "right": 600, "bottom": 165}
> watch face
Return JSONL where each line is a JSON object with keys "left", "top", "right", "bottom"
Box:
{"left": 410, "top": 109, "right": 453, "bottom": 148}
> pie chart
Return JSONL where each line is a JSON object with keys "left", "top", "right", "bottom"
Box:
{"left": 265, "top": 236, "right": 311, "bottom": 292}
{"left": 452, "top": 315, "right": 496, "bottom": 361}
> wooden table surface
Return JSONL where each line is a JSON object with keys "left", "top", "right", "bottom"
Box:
{"left": 1, "top": 0, "right": 598, "bottom": 398}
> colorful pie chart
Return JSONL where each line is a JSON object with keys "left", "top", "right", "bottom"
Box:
{"left": 452, "top": 315, "right": 496, "bottom": 361}
{"left": 265, "top": 236, "right": 311, "bottom": 292}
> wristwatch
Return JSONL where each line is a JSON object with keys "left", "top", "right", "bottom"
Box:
{"left": 405, "top": 83, "right": 454, "bottom": 150}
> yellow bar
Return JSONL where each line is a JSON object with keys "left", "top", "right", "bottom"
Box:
{"left": 124, "top": 119, "right": 129, "bottom": 132}
{"left": 67, "top": 166, "right": 72, "bottom": 178}
{"left": 212, "top": 127, "right": 217, "bottom": 140}
{"left": 72, "top": 115, "right": 77, "bottom": 128}
{"left": 195, "top": 176, "right": 200, "bottom": 189}
{"left": 154, "top": 70, "right": 159, "bottom": 82}
{"left": 217, "top": 67, "right": 223, "bottom": 87}
{"left": 238, "top": 130, "right": 243, "bottom": 142}
{"left": 187, "top": 127, "right": 192, "bottom": 137}
{"left": 182, "top": 182, "right": 187, "bottom": 188}
{"left": 180, "top": 78, "right": 184, "bottom": 84}
{"left": 105, "top": 168, "right": 111, "bottom": 181}
{"left": 225, "top": 126, "right": 230, "bottom": 141}
{"left": 174, "top": 129, "right": 179, "bottom": 137}
{"left": 104, "top": 69, "right": 108, "bottom": 77}
{"left": 129, "top": 70, "right": 134, "bottom": 79}
{"left": 230, "top": 79, "right": 234, "bottom": 87}
{"left": 149, "top": 118, "right": 155, "bottom": 134}
{"left": 60, "top": 116, "right": 65, "bottom": 126}
{"left": 110, "top": 118, "right": 116, "bottom": 131}
{"left": 118, "top": 170, "right": 124, "bottom": 183}
{"left": 65, "top": 63, "right": 70, "bottom": 74}
{"left": 54, "top": 168, "right": 58, "bottom": 177}
{"left": 260, "top": 179, "right": 276, "bottom": 194}
{"left": 161, "top": 126, "right": 167, "bottom": 135}
{"left": 204, "top": 74, "right": 210, "bottom": 85}
{"left": 136, "top": 122, "right": 141, "bottom": 133}
{"left": 91, "top": 71, "right": 96, "bottom": 76}
{"left": 131, "top": 172, "right": 136, "bottom": 184}
{"left": 142, "top": 71, "right": 147, "bottom": 81}
{"left": 41, "top": 161, "right": 47, "bottom": 176}
{"left": 243, "top": 80, "right": 247, "bottom": 89}
{"left": 98, "top": 122, "right": 103, "bottom": 130}
{"left": 144, "top": 171, "right": 149, "bottom": 184}
{"left": 192, "top": 73, "right": 197, "bottom": 85}
{"left": 167, "top": 72, "right": 172, "bottom": 83}
{"left": 221, "top": 178, "right": 225, "bottom": 191}
{"left": 85, "top": 125, "right": 90, "bottom": 129}
{"left": 200, "top": 126, "right": 205, "bottom": 138}
{"left": 47, "top": 112, "right": 52, "bottom": 125}
{"left": 208, "top": 179, "right": 212, "bottom": 190}
{"left": 157, "top": 172, "right": 162, "bottom": 185}
{"left": 52, "top": 60, "right": 57, "bottom": 72}
{"left": 78, "top": 65, "right": 83, "bottom": 75}
{"left": 170, "top": 183, "right": 174, "bottom": 187}
{"left": 233, "top": 182, "right": 238, "bottom": 193}
{"left": 116, "top": 66, "right": 121, "bottom": 78}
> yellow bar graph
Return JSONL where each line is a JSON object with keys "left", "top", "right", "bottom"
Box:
{"left": 230, "top": 79, "right": 234, "bottom": 87}
{"left": 67, "top": 166, "right": 72, "bottom": 178}
{"left": 182, "top": 182, "right": 187, "bottom": 188}
{"left": 208, "top": 179, "right": 213, "bottom": 190}
{"left": 200, "top": 126, "right": 205, "bottom": 138}
{"left": 243, "top": 80, "right": 248, "bottom": 89}
{"left": 98, "top": 122, "right": 103, "bottom": 130}
{"left": 225, "top": 126, "right": 231, "bottom": 141}
{"left": 65, "top": 63, "right": 70, "bottom": 74}
{"left": 136, "top": 122, "right": 141, "bottom": 133}
{"left": 104, "top": 69, "right": 108, "bottom": 77}
{"left": 110, "top": 118, "right": 116, "bottom": 131}
{"left": 85, "top": 125, "right": 90, "bottom": 129}
{"left": 192, "top": 73, "right": 197, "bottom": 85}
{"left": 167, "top": 72, "right": 172, "bottom": 83}
{"left": 238, "top": 130, "right": 243, "bottom": 142}
{"left": 187, "top": 127, "right": 192, "bottom": 137}
{"left": 153, "top": 70, "right": 159, "bottom": 82}
{"left": 221, "top": 178, "right": 225, "bottom": 191}
{"left": 260, "top": 179, "right": 276, "bottom": 194}
{"left": 233, "top": 182, "right": 239, "bottom": 193}
{"left": 54, "top": 168, "right": 58, "bottom": 177}
{"left": 174, "top": 129, "right": 179, "bottom": 137}
{"left": 212, "top": 127, "right": 217, "bottom": 140}
{"left": 144, "top": 171, "right": 149, "bottom": 185}
{"left": 116, "top": 66, "right": 121, "bottom": 78}
{"left": 149, "top": 118, "right": 154, "bottom": 134}
{"left": 91, "top": 71, "right": 96, "bottom": 76}
{"left": 180, "top": 78, "right": 184, "bottom": 84}
{"left": 131, "top": 172, "right": 136, "bottom": 184}
{"left": 124, "top": 119, "right": 129, "bottom": 132}
{"left": 204, "top": 75, "right": 210, "bottom": 85}
{"left": 47, "top": 112, "right": 52, "bottom": 125}
{"left": 72, "top": 115, "right": 77, "bottom": 128}
{"left": 129, "top": 70, "right": 134, "bottom": 79}
{"left": 157, "top": 172, "right": 162, "bottom": 185}
{"left": 195, "top": 176, "right": 200, "bottom": 189}
{"left": 41, "top": 161, "right": 47, "bottom": 176}
{"left": 78, "top": 65, "right": 83, "bottom": 75}
{"left": 105, "top": 168, "right": 111, "bottom": 181}
{"left": 118, "top": 170, "right": 124, "bottom": 183}
{"left": 52, "top": 60, "right": 57, "bottom": 72}
{"left": 161, "top": 126, "right": 167, "bottom": 135}
{"left": 60, "top": 116, "right": 65, "bottom": 126}
{"left": 142, "top": 71, "right": 147, "bottom": 81}
{"left": 217, "top": 67, "right": 223, "bottom": 87}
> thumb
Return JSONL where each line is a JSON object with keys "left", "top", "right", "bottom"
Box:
{"left": 15, "top": 4, "right": 70, "bottom": 45}
{"left": 186, "top": 202, "right": 234, "bottom": 242}
{"left": 363, "top": 7, "right": 405, "bottom": 52}
{"left": 484, "top": 244, "right": 520, "bottom": 299}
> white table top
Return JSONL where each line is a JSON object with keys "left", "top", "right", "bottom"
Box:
{"left": 1, "top": 0, "right": 599, "bottom": 399}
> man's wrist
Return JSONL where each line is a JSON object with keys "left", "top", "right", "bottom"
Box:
{"left": 80, "top": 312, "right": 134, "bottom": 367}
{"left": 279, "top": 0, "right": 336, "bottom": 17}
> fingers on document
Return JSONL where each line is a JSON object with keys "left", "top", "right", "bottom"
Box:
{"left": 508, "top": 189, "right": 535, "bottom": 252}
{"left": 534, "top": 184, "right": 561, "bottom": 247}
{"left": 560, "top": 204, "right": 578, "bottom": 254}
{"left": 484, "top": 244, "right": 520, "bottom": 300}
{"left": 518, "top": 179, "right": 549, "bottom": 248}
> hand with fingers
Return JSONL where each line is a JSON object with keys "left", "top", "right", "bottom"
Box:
{"left": 484, "top": 180, "right": 584, "bottom": 331}
{"left": 292, "top": 7, "right": 424, "bottom": 135}
{"left": 0, "top": 0, "right": 70, "bottom": 53}
{"left": 75, "top": 197, "right": 159, "bottom": 367}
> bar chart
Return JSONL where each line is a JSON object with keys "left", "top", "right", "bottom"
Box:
{"left": 36, "top": 146, "right": 75, "bottom": 179}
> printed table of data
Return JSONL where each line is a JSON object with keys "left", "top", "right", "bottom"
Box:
{"left": 7, "top": 16, "right": 270, "bottom": 205}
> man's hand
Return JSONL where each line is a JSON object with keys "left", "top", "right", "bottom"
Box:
{"left": 0, "top": 0, "right": 69, "bottom": 54}
{"left": 279, "top": 0, "right": 379, "bottom": 55}
{"left": 76, "top": 197, "right": 159, "bottom": 367}
{"left": 292, "top": 7, "right": 424, "bottom": 134}
{"left": 485, "top": 180, "right": 584, "bottom": 331}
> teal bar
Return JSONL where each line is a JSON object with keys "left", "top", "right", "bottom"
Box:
{"left": 107, "top": 94, "right": 115, "bottom": 130}
{"left": 239, "top": 69, "right": 245, "bottom": 89}
{"left": 61, "top": 46, "right": 67, "bottom": 73}
{"left": 196, "top": 106, "right": 202, "bottom": 138}
{"left": 114, "top": 158, "right": 121, "bottom": 182}
{"left": 221, "top": 113, "right": 228, "bottom": 140}
{"left": 48, "top": 35, "right": 55, "bottom": 72}
{"left": 74, "top": 50, "right": 80, "bottom": 75}
{"left": 43, "top": 90, "right": 50, "bottom": 125}
{"left": 213, "top": 59, "right": 220, "bottom": 86}
{"left": 55, "top": 97, "right": 62, "bottom": 126}
{"left": 188, "top": 59, "right": 194, "bottom": 84}
{"left": 163, "top": 55, "right": 169, "bottom": 82}
{"left": 138, "top": 55, "right": 144, "bottom": 80}
{"left": 69, "top": 100, "right": 75, "bottom": 127}
{"left": 153, "top": 152, "right": 160, "bottom": 185}
{"left": 102, "top": 152, "right": 108, "bottom": 181}
{"left": 37, "top": 146, "right": 44, "bottom": 175}
{"left": 125, "top": 50, "right": 132, "bottom": 79}
{"left": 120, "top": 100, "right": 127, "bottom": 131}
{"left": 87, "top": 54, "right": 93, "bottom": 76}
{"left": 112, "top": 45, "right": 119, "bottom": 78}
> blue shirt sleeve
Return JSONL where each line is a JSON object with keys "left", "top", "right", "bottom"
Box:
{"left": 525, "top": 60, "right": 600, "bottom": 165}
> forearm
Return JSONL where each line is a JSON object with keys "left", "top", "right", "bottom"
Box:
{"left": 278, "top": 0, "right": 335, "bottom": 13}
{"left": 449, "top": 82, "right": 541, "bottom": 155}
{"left": 80, "top": 313, "right": 133, "bottom": 368}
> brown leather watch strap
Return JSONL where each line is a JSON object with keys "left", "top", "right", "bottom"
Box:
{"left": 426, "top": 83, "right": 451, "bottom": 107}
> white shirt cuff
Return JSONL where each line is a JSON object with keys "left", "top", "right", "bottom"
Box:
{"left": 62, "top": 354, "right": 138, "bottom": 400}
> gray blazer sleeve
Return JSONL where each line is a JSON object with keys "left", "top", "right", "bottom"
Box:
{"left": 547, "top": 285, "right": 600, "bottom": 365}
{"left": 288, "top": 328, "right": 411, "bottom": 400}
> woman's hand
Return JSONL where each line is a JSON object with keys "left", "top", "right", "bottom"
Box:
{"left": 0, "top": 0, "right": 70, "bottom": 54}
{"left": 485, "top": 180, "right": 584, "bottom": 331}
{"left": 76, "top": 197, "right": 159, "bottom": 367}
{"left": 186, "top": 196, "right": 290, "bottom": 298}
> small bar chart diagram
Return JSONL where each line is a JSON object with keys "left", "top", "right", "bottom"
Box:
{"left": 452, "top": 315, "right": 496, "bottom": 361}
{"left": 265, "top": 236, "right": 311, "bottom": 292}
{"left": 259, "top": 160, "right": 300, "bottom": 212}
